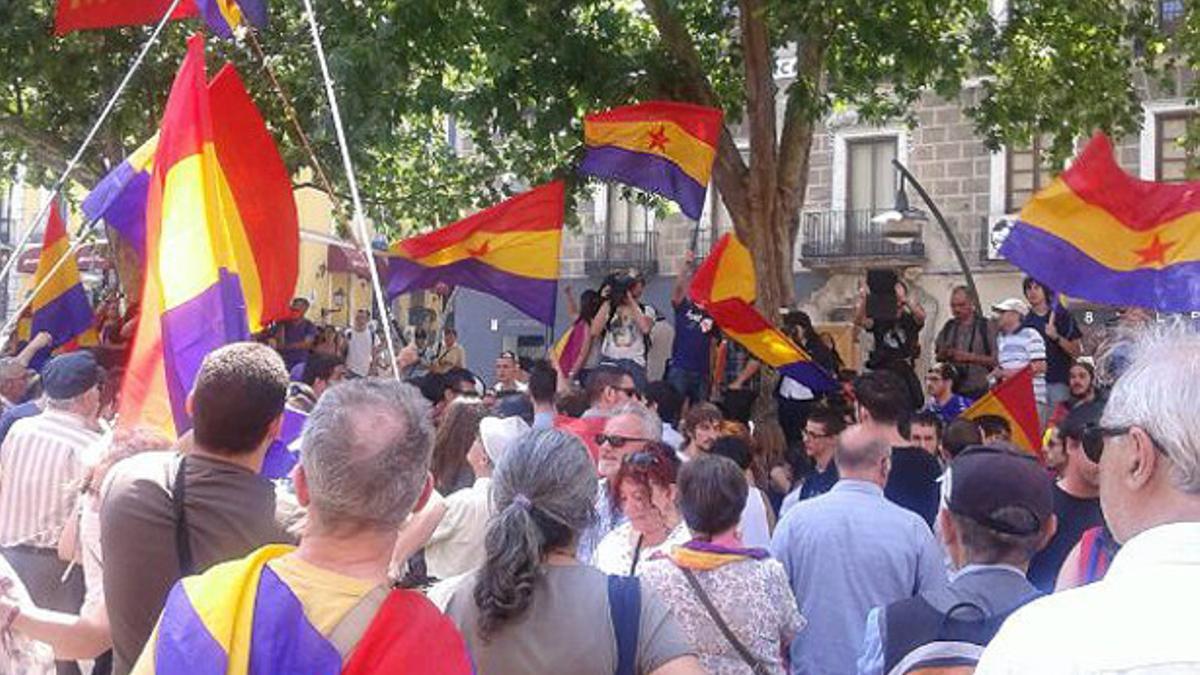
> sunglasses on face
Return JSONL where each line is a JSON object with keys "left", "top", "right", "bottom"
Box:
{"left": 1081, "top": 424, "right": 1165, "bottom": 463}
{"left": 595, "top": 433, "right": 652, "bottom": 449}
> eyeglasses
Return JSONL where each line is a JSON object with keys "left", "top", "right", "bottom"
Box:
{"left": 611, "top": 386, "right": 640, "bottom": 398}
{"left": 803, "top": 428, "right": 833, "bottom": 439}
{"left": 595, "top": 433, "right": 652, "bottom": 449}
{"left": 1081, "top": 424, "right": 1165, "bottom": 463}
{"left": 623, "top": 451, "right": 661, "bottom": 467}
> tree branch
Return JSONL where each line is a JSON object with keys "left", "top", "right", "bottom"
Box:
{"left": 739, "top": 0, "right": 779, "bottom": 243}
{"left": 777, "top": 37, "right": 826, "bottom": 242}
{"left": 0, "top": 116, "right": 103, "bottom": 186}
{"left": 642, "top": 0, "right": 750, "bottom": 228}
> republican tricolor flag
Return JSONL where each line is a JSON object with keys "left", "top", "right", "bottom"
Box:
{"left": 119, "top": 35, "right": 297, "bottom": 436}
{"left": 579, "top": 101, "right": 723, "bottom": 220}
{"left": 54, "top": 0, "right": 266, "bottom": 38}
{"left": 959, "top": 366, "right": 1043, "bottom": 454}
{"left": 690, "top": 233, "right": 836, "bottom": 393}
{"left": 28, "top": 199, "right": 98, "bottom": 355}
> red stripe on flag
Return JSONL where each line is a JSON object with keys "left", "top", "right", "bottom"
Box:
{"left": 155, "top": 35, "right": 213, "bottom": 172}
{"left": 54, "top": 0, "right": 198, "bottom": 35}
{"left": 585, "top": 101, "right": 724, "bottom": 147}
{"left": 395, "top": 182, "right": 564, "bottom": 259}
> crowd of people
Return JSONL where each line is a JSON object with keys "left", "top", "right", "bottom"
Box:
{"left": 0, "top": 260, "right": 1197, "bottom": 674}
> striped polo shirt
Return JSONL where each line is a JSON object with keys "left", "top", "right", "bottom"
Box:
{"left": 998, "top": 326, "right": 1048, "bottom": 404}
{"left": 0, "top": 408, "right": 101, "bottom": 548}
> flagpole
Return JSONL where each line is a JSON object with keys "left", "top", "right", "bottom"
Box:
{"left": 300, "top": 0, "right": 400, "bottom": 380}
{"left": 0, "top": 0, "right": 183, "bottom": 294}
{"left": 0, "top": 220, "right": 102, "bottom": 341}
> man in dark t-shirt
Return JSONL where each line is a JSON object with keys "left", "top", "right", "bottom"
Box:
{"left": 856, "top": 282, "right": 926, "bottom": 412}
{"left": 271, "top": 297, "right": 318, "bottom": 371}
{"left": 1022, "top": 278, "right": 1083, "bottom": 412}
{"left": 1027, "top": 400, "right": 1104, "bottom": 592}
{"left": 666, "top": 252, "right": 715, "bottom": 404}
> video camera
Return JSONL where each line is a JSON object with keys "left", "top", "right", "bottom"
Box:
{"left": 602, "top": 271, "right": 638, "bottom": 303}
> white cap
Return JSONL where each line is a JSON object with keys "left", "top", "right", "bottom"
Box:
{"left": 991, "top": 297, "right": 1030, "bottom": 315}
{"left": 479, "top": 416, "right": 530, "bottom": 465}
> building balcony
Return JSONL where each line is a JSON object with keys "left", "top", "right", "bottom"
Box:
{"left": 799, "top": 209, "right": 925, "bottom": 266}
{"left": 584, "top": 231, "right": 659, "bottom": 278}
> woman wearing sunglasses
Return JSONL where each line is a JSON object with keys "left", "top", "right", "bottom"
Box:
{"left": 595, "top": 442, "right": 689, "bottom": 577}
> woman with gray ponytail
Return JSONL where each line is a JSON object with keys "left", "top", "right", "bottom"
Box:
{"left": 444, "top": 430, "right": 702, "bottom": 675}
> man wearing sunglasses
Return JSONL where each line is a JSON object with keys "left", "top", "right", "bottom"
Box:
{"left": 575, "top": 402, "right": 662, "bottom": 565}
{"left": 977, "top": 330, "right": 1200, "bottom": 673}
{"left": 1026, "top": 400, "right": 1105, "bottom": 593}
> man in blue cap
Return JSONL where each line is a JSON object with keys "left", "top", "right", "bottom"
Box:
{"left": 0, "top": 350, "right": 104, "bottom": 675}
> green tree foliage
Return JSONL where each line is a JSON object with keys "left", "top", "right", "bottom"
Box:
{"left": 0, "top": 0, "right": 1193, "bottom": 298}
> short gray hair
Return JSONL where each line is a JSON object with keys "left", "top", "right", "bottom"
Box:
{"left": 1102, "top": 326, "right": 1200, "bottom": 494}
{"left": 300, "top": 379, "right": 434, "bottom": 533}
{"left": 607, "top": 402, "right": 662, "bottom": 441}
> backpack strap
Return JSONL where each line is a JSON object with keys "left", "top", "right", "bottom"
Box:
{"left": 677, "top": 566, "right": 770, "bottom": 675}
{"left": 170, "top": 455, "right": 195, "bottom": 577}
{"left": 329, "top": 584, "right": 391, "bottom": 661}
{"left": 607, "top": 575, "right": 641, "bottom": 675}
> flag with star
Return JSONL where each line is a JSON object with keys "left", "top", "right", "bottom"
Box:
{"left": 1000, "top": 133, "right": 1200, "bottom": 312}
{"left": 579, "top": 101, "right": 723, "bottom": 220}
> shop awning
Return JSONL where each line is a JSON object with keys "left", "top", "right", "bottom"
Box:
{"left": 16, "top": 242, "right": 113, "bottom": 274}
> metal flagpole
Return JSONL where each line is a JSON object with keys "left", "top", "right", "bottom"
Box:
{"left": 0, "top": 0, "right": 184, "bottom": 292}
{"left": 300, "top": 0, "right": 401, "bottom": 379}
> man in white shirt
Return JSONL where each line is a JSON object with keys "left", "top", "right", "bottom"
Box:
{"left": 991, "top": 298, "right": 1048, "bottom": 421}
{"left": 976, "top": 328, "right": 1200, "bottom": 673}
{"left": 344, "top": 309, "right": 376, "bottom": 378}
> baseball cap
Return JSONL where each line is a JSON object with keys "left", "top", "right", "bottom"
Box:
{"left": 1059, "top": 399, "right": 1105, "bottom": 442}
{"left": 991, "top": 298, "right": 1030, "bottom": 315}
{"left": 42, "top": 351, "right": 103, "bottom": 400}
{"left": 479, "top": 416, "right": 529, "bottom": 465}
{"left": 941, "top": 446, "right": 1053, "bottom": 536}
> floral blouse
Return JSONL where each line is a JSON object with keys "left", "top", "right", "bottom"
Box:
{"left": 640, "top": 555, "right": 804, "bottom": 675}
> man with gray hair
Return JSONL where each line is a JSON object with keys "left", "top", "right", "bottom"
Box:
{"left": 771, "top": 424, "right": 946, "bottom": 675}
{"left": 977, "top": 328, "right": 1200, "bottom": 673}
{"left": 577, "top": 401, "right": 662, "bottom": 564}
{"left": 129, "top": 379, "right": 472, "bottom": 673}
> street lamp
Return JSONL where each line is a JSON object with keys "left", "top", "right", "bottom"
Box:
{"left": 873, "top": 158, "right": 983, "bottom": 315}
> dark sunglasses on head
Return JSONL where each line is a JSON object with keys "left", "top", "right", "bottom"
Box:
{"left": 623, "top": 451, "right": 661, "bottom": 467}
{"left": 595, "top": 433, "right": 652, "bottom": 449}
{"left": 1081, "top": 424, "right": 1165, "bottom": 463}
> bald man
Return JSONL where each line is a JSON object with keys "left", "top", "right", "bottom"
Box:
{"left": 771, "top": 425, "right": 947, "bottom": 675}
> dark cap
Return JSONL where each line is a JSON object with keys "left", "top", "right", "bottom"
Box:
{"left": 1059, "top": 399, "right": 1105, "bottom": 441}
{"left": 41, "top": 351, "right": 103, "bottom": 400}
{"left": 942, "top": 446, "right": 1053, "bottom": 536}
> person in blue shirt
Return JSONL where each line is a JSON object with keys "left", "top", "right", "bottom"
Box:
{"left": 923, "top": 362, "right": 973, "bottom": 424}
{"left": 666, "top": 251, "right": 716, "bottom": 406}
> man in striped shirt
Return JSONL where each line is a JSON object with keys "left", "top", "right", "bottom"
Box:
{"left": 0, "top": 351, "right": 102, "bottom": 675}
{"left": 992, "top": 298, "right": 1049, "bottom": 422}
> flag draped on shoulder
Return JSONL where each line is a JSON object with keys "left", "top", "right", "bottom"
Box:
{"left": 387, "top": 182, "right": 564, "bottom": 325}
{"left": 689, "top": 233, "right": 836, "bottom": 393}
{"left": 29, "top": 200, "right": 97, "bottom": 353}
{"left": 959, "top": 366, "right": 1042, "bottom": 454}
{"left": 579, "top": 101, "right": 723, "bottom": 220}
{"left": 133, "top": 545, "right": 474, "bottom": 674}
{"left": 1001, "top": 133, "right": 1200, "bottom": 312}
{"left": 84, "top": 134, "right": 158, "bottom": 260}
{"left": 119, "top": 35, "right": 297, "bottom": 436}
{"left": 54, "top": 0, "right": 266, "bottom": 37}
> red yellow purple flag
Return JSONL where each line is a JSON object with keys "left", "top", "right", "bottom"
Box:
{"left": 119, "top": 34, "right": 297, "bottom": 436}
{"left": 579, "top": 101, "right": 723, "bottom": 220}
{"left": 54, "top": 0, "right": 266, "bottom": 37}
{"left": 689, "top": 233, "right": 836, "bottom": 393}
{"left": 29, "top": 199, "right": 98, "bottom": 353}
{"left": 960, "top": 366, "right": 1042, "bottom": 454}
{"left": 1001, "top": 133, "right": 1200, "bottom": 312}
{"left": 387, "top": 182, "right": 564, "bottom": 325}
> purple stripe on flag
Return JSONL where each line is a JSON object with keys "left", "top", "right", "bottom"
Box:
{"left": 195, "top": 0, "right": 236, "bottom": 38}
{"left": 154, "top": 582, "right": 228, "bottom": 675}
{"left": 82, "top": 161, "right": 137, "bottom": 222}
{"left": 161, "top": 268, "right": 250, "bottom": 433}
{"left": 579, "top": 145, "right": 708, "bottom": 220}
{"left": 779, "top": 359, "right": 838, "bottom": 394}
{"left": 1001, "top": 222, "right": 1200, "bottom": 313}
{"left": 31, "top": 283, "right": 94, "bottom": 351}
{"left": 262, "top": 406, "right": 307, "bottom": 479}
{"left": 104, "top": 170, "right": 150, "bottom": 259}
{"left": 238, "top": 0, "right": 267, "bottom": 27}
{"left": 387, "top": 256, "right": 558, "bottom": 325}
{"left": 249, "top": 566, "right": 342, "bottom": 675}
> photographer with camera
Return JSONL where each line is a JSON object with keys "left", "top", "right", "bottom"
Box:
{"left": 589, "top": 269, "right": 657, "bottom": 390}
{"left": 854, "top": 273, "right": 926, "bottom": 413}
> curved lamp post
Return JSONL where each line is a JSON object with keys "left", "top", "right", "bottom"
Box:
{"left": 872, "top": 158, "right": 983, "bottom": 315}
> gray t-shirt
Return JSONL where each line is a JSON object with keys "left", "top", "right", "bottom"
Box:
{"left": 100, "top": 451, "right": 294, "bottom": 674}
{"left": 444, "top": 564, "right": 692, "bottom": 675}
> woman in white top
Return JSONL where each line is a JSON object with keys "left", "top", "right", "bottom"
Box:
{"left": 709, "top": 436, "right": 775, "bottom": 549}
{"left": 595, "top": 442, "right": 689, "bottom": 576}
{"left": 0, "top": 427, "right": 171, "bottom": 668}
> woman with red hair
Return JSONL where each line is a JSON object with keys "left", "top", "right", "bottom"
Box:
{"left": 594, "top": 442, "right": 689, "bottom": 576}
